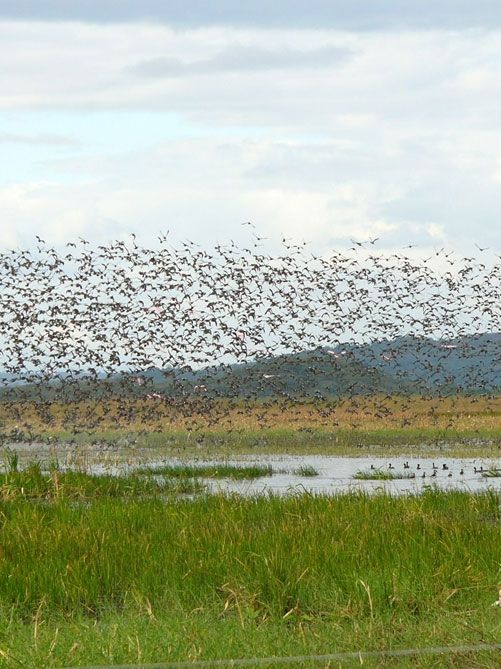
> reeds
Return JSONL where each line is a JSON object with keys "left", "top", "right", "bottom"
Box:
{"left": 1, "top": 394, "right": 499, "bottom": 444}
{"left": 0, "top": 489, "right": 498, "bottom": 666}
{"left": 139, "top": 463, "right": 274, "bottom": 479}
{"left": 0, "top": 489, "right": 497, "bottom": 619}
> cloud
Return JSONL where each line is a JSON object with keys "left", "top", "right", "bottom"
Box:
{"left": 1, "top": 1, "right": 501, "bottom": 31}
{"left": 131, "top": 44, "right": 352, "bottom": 77}
{"left": 0, "top": 132, "right": 79, "bottom": 146}
{"left": 0, "top": 22, "right": 500, "bottom": 253}
{"left": 1, "top": 132, "right": 498, "bottom": 254}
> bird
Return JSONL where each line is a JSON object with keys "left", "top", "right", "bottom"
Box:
{"left": 0, "top": 232, "right": 496, "bottom": 463}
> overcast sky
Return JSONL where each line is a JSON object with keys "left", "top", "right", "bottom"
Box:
{"left": 1, "top": 2, "right": 500, "bottom": 253}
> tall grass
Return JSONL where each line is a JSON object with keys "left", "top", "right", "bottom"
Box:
{"left": 0, "top": 490, "right": 498, "bottom": 666}
{"left": 0, "top": 490, "right": 497, "bottom": 619}
{"left": 0, "top": 395, "right": 501, "bottom": 440}
{"left": 0, "top": 463, "right": 203, "bottom": 500}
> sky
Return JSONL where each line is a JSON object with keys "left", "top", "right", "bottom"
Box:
{"left": 1, "top": 2, "right": 501, "bottom": 254}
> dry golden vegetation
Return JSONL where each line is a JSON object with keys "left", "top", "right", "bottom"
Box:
{"left": 1, "top": 394, "right": 499, "bottom": 433}
{"left": 0, "top": 394, "right": 499, "bottom": 459}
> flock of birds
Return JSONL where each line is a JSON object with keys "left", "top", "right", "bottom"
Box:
{"left": 0, "top": 234, "right": 498, "bottom": 437}
{"left": 375, "top": 461, "right": 499, "bottom": 479}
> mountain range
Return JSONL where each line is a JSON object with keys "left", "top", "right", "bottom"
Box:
{"left": 129, "top": 332, "right": 500, "bottom": 398}
{"left": 1, "top": 333, "right": 499, "bottom": 400}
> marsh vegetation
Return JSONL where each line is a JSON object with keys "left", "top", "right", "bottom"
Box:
{"left": 0, "top": 485, "right": 498, "bottom": 666}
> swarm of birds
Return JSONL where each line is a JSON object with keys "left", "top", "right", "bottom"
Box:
{"left": 0, "top": 235, "right": 498, "bottom": 438}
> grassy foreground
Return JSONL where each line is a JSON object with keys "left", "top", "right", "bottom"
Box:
{"left": 0, "top": 489, "right": 498, "bottom": 667}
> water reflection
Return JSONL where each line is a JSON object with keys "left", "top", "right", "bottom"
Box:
{"left": 136, "top": 455, "right": 501, "bottom": 496}
{"left": 2, "top": 443, "right": 500, "bottom": 497}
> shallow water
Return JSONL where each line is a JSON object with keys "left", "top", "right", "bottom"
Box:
{"left": 133, "top": 454, "right": 501, "bottom": 496}
{"left": 2, "top": 443, "right": 500, "bottom": 496}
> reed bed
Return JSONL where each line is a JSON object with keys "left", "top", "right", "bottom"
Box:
{"left": 0, "top": 490, "right": 498, "bottom": 666}
{"left": 139, "top": 463, "right": 273, "bottom": 479}
{"left": 0, "top": 462, "right": 203, "bottom": 500}
{"left": 0, "top": 395, "right": 501, "bottom": 438}
{"left": 6, "top": 424, "right": 501, "bottom": 461}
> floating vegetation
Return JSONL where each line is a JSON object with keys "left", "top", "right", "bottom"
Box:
{"left": 139, "top": 463, "right": 274, "bottom": 480}
{"left": 293, "top": 465, "right": 319, "bottom": 477}
{"left": 482, "top": 468, "right": 501, "bottom": 478}
{"left": 353, "top": 469, "right": 416, "bottom": 480}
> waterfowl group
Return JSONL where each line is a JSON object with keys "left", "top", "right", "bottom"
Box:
{"left": 375, "top": 461, "right": 495, "bottom": 481}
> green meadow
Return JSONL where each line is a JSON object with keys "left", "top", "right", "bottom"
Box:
{"left": 0, "top": 475, "right": 498, "bottom": 667}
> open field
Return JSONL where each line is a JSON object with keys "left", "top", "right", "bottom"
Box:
{"left": 0, "top": 486, "right": 498, "bottom": 667}
{"left": 1, "top": 394, "right": 500, "bottom": 459}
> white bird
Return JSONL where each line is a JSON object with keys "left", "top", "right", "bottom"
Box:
{"left": 327, "top": 349, "right": 347, "bottom": 358}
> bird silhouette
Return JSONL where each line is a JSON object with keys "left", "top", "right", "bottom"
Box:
{"left": 0, "top": 235, "right": 497, "bottom": 443}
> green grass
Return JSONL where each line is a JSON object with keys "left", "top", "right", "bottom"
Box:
{"left": 11, "top": 424, "right": 501, "bottom": 459}
{"left": 154, "top": 425, "right": 501, "bottom": 456}
{"left": 354, "top": 469, "right": 417, "bottom": 480}
{"left": 293, "top": 465, "right": 319, "bottom": 477}
{"left": 0, "top": 462, "right": 204, "bottom": 500}
{"left": 0, "top": 490, "right": 498, "bottom": 666}
{"left": 482, "top": 468, "right": 501, "bottom": 478}
{"left": 139, "top": 462, "right": 274, "bottom": 479}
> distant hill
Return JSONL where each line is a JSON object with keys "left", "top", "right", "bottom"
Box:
{"left": 345, "top": 332, "right": 500, "bottom": 393}
{"left": 129, "top": 332, "right": 500, "bottom": 398}
{"left": 1, "top": 333, "right": 499, "bottom": 400}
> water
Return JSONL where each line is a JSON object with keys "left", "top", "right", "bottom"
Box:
{"left": 136, "top": 455, "right": 501, "bottom": 496}
{"left": 2, "top": 443, "right": 500, "bottom": 496}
